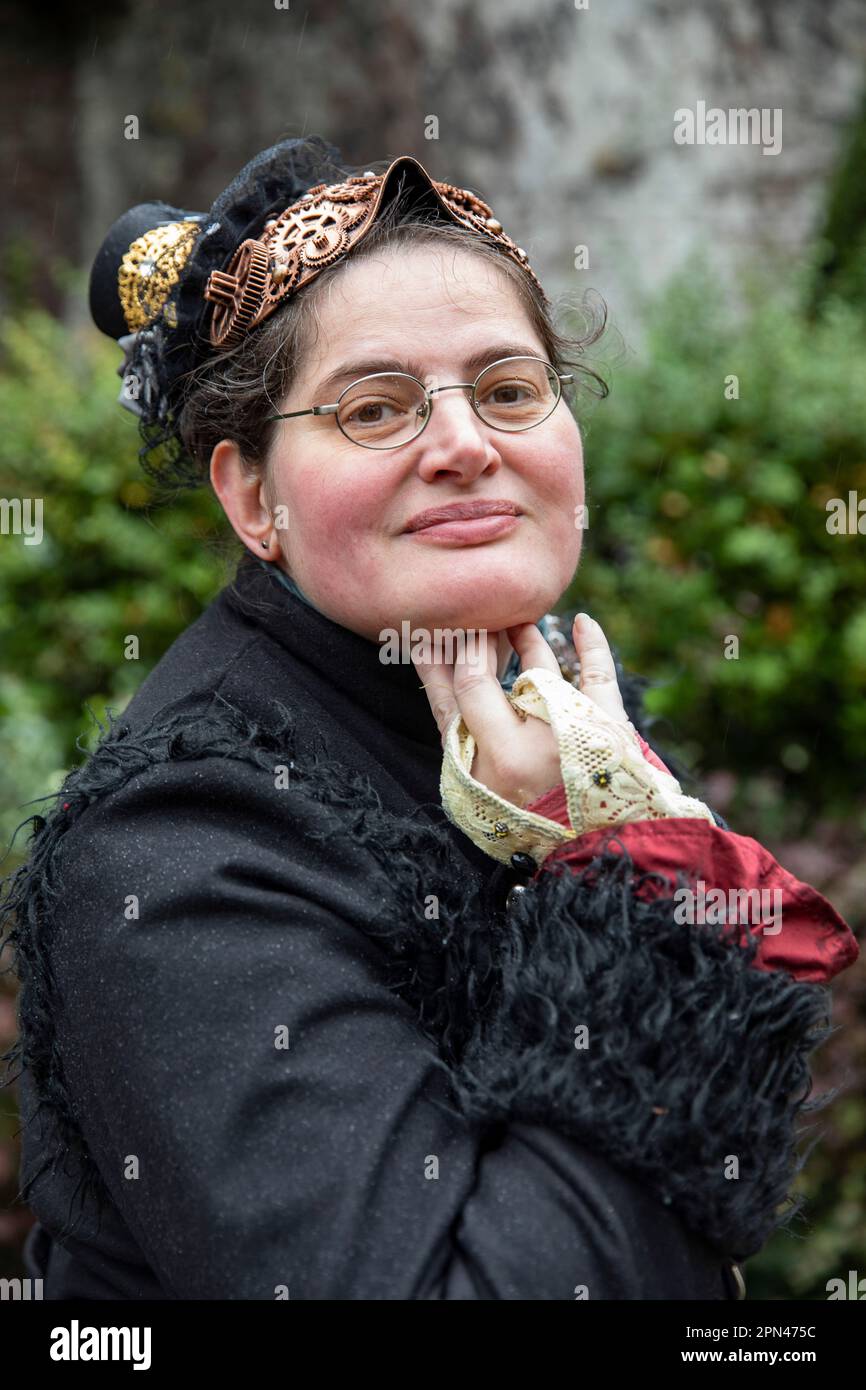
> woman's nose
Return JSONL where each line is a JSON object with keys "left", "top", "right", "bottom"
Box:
{"left": 414, "top": 390, "right": 501, "bottom": 480}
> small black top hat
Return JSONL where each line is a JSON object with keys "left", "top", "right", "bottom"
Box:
{"left": 88, "top": 134, "right": 348, "bottom": 485}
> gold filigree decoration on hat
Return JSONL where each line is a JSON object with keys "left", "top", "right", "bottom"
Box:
{"left": 118, "top": 220, "right": 201, "bottom": 333}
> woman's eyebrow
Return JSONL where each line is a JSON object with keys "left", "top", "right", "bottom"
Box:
{"left": 313, "top": 342, "right": 544, "bottom": 398}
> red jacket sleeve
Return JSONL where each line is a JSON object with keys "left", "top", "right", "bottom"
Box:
{"left": 525, "top": 740, "right": 858, "bottom": 987}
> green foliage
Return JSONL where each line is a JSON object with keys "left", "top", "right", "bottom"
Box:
{"left": 746, "top": 1089, "right": 866, "bottom": 1301}
{"left": 566, "top": 253, "right": 866, "bottom": 834}
{"left": 0, "top": 306, "right": 228, "bottom": 849}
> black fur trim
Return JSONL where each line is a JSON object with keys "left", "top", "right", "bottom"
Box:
{"left": 436, "top": 848, "right": 835, "bottom": 1263}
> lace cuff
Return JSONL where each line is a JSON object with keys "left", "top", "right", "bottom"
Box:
{"left": 439, "top": 665, "right": 715, "bottom": 866}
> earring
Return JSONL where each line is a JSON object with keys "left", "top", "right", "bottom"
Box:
{"left": 261, "top": 539, "right": 269, "bottom": 549}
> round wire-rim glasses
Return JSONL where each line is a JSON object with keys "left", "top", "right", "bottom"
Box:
{"left": 264, "top": 355, "right": 575, "bottom": 450}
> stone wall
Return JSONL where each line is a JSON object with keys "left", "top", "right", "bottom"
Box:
{"left": 2, "top": 0, "right": 865, "bottom": 344}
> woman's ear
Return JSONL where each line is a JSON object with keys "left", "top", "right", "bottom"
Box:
{"left": 210, "top": 439, "right": 275, "bottom": 557}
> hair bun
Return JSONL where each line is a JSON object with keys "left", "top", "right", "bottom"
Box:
{"left": 87, "top": 134, "right": 347, "bottom": 482}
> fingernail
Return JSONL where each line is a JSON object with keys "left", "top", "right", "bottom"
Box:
{"left": 575, "top": 612, "right": 592, "bottom": 631}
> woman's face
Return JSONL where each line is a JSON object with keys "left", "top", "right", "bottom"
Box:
{"left": 216, "top": 244, "right": 586, "bottom": 644}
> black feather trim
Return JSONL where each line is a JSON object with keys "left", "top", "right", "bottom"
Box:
{"left": 437, "top": 850, "right": 834, "bottom": 1263}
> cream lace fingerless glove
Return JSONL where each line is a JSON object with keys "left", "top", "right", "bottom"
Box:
{"left": 439, "top": 665, "right": 716, "bottom": 866}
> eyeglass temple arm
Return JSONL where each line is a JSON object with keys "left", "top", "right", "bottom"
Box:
{"left": 265, "top": 404, "right": 340, "bottom": 422}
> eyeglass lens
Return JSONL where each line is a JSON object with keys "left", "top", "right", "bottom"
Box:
{"left": 336, "top": 357, "right": 561, "bottom": 448}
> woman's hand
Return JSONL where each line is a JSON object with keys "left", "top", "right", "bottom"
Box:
{"left": 412, "top": 613, "right": 633, "bottom": 810}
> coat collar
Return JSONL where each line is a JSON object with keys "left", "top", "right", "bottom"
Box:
{"left": 223, "top": 554, "right": 454, "bottom": 750}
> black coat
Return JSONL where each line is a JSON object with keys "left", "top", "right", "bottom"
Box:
{"left": 2, "top": 554, "right": 830, "bottom": 1299}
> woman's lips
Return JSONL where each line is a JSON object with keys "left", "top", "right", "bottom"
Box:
{"left": 405, "top": 513, "right": 521, "bottom": 545}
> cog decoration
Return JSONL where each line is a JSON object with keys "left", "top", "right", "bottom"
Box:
{"left": 202, "top": 158, "right": 548, "bottom": 351}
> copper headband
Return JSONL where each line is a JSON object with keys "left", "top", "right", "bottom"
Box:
{"left": 201, "top": 154, "right": 547, "bottom": 349}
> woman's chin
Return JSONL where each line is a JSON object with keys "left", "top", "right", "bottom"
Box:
{"left": 405, "top": 590, "right": 551, "bottom": 636}
{"left": 404, "top": 541, "right": 575, "bottom": 620}
{"left": 451, "top": 569, "right": 562, "bottom": 624}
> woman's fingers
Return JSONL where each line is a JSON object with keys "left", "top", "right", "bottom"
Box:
{"left": 413, "top": 621, "right": 568, "bottom": 806}
{"left": 412, "top": 629, "right": 508, "bottom": 746}
{"left": 450, "top": 631, "right": 522, "bottom": 754}
{"left": 505, "top": 621, "right": 565, "bottom": 677}
{"left": 573, "top": 613, "right": 632, "bottom": 725}
{"left": 411, "top": 647, "right": 460, "bottom": 748}
{"left": 413, "top": 620, "right": 566, "bottom": 750}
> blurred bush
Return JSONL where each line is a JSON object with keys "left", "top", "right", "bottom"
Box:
{"left": 568, "top": 254, "right": 866, "bottom": 841}
{"left": 0, "top": 307, "right": 228, "bottom": 852}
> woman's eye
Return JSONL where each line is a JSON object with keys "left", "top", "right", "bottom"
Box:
{"left": 346, "top": 397, "right": 401, "bottom": 425}
{"left": 483, "top": 381, "right": 535, "bottom": 405}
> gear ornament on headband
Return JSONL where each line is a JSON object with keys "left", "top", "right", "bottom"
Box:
{"left": 201, "top": 154, "right": 549, "bottom": 349}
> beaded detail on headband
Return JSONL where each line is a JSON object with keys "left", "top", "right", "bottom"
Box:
{"left": 202, "top": 155, "right": 548, "bottom": 350}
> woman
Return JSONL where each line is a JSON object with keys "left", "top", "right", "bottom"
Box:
{"left": 1, "top": 135, "right": 857, "bottom": 1301}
